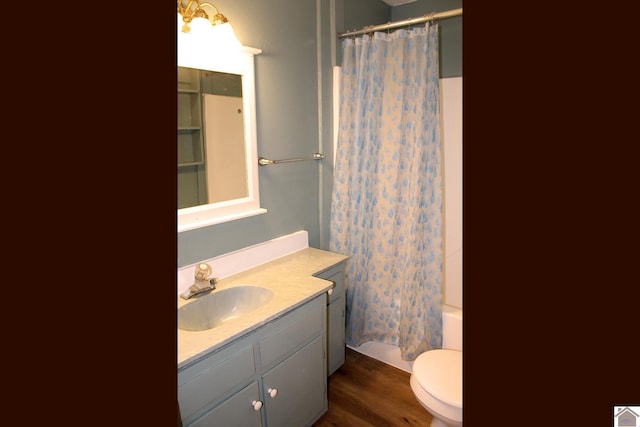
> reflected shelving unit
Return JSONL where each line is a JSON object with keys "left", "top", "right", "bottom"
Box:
{"left": 178, "top": 67, "right": 207, "bottom": 208}
{"left": 178, "top": 67, "right": 204, "bottom": 166}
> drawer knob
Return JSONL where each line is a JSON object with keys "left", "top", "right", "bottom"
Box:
{"left": 327, "top": 288, "right": 334, "bottom": 296}
{"left": 268, "top": 388, "right": 278, "bottom": 398}
{"left": 252, "top": 400, "right": 263, "bottom": 411}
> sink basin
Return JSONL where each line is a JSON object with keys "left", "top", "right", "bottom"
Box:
{"left": 178, "top": 285, "right": 274, "bottom": 331}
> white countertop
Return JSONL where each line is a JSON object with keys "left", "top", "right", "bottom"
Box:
{"left": 177, "top": 247, "right": 349, "bottom": 368}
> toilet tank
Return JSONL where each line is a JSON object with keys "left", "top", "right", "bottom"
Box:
{"left": 442, "top": 306, "right": 462, "bottom": 351}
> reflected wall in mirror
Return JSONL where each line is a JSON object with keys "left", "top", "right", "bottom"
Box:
{"left": 178, "top": 67, "right": 247, "bottom": 209}
{"left": 177, "top": 48, "right": 265, "bottom": 232}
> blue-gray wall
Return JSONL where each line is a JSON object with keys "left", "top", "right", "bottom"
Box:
{"left": 178, "top": 0, "right": 327, "bottom": 267}
{"left": 178, "top": 0, "right": 462, "bottom": 267}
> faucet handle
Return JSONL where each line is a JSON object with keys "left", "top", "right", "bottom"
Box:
{"left": 194, "top": 262, "right": 212, "bottom": 281}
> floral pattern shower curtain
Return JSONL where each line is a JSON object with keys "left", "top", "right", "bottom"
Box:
{"left": 330, "top": 24, "right": 443, "bottom": 360}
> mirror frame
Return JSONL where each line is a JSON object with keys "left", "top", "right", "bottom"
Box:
{"left": 178, "top": 46, "right": 266, "bottom": 232}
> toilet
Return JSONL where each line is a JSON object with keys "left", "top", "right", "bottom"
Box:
{"left": 410, "top": 307, "right": 462, "bottom": 427}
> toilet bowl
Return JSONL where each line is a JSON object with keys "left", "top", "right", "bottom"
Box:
{"left": 410, "top": 349, "right": 462, "bottom": 426}
{"left": 410, "top": 307, "right": 462, "bottom": 427}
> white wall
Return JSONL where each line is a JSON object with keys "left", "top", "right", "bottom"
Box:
{"left": 442, "top": 77, "right": 463, "bottom": 309}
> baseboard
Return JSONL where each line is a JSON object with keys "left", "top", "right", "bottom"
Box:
{"left": 348, "top": 341, "right": 414, "bottom": 374}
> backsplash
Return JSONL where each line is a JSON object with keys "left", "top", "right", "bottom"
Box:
{"left": 177, "top": 230, "right": 309, "bottom": 295}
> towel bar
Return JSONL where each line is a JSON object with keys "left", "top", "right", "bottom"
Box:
{"left": 258, "top": 153, "right": 324, "bottom": 166}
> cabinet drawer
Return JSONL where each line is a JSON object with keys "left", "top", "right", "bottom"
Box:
{"left": 179, "top": 345, "right": 255, "bottom": 422}
{"left": 259, "top": 297, "right": 323, "bottom": 369}
{"left": 189, "top": 381, "right": 262, "bottom": 427}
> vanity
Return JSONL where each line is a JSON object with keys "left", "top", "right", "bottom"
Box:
{"left": 178, "top": 248, "right": 348, "bottom": 427}
{"left": 176, "top": 10, "right": 347, "bottom": 424}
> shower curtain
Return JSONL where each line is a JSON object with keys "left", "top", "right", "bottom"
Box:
{"left": 330, "top": 24, "right": 443, "bottom": 360}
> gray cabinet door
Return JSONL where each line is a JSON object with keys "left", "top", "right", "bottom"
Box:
{"left": 316, "top": 263, "right": 346, "bottom": 375}
{"left": 262, "top": 336, "right": 326, "bottom": 427}
{"left": 327, "top": 297, "right": 345, "bottom": 375}
{"left": 190, "top": 382, "right": 262, "bottom": 427}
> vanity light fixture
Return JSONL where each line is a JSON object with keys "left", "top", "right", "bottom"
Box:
{"left": 177, "top": 0, "right": 243, "bottom": 52}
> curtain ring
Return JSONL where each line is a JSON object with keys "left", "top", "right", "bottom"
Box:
{"left": 369, "top": 25, "right": 375, "bottom": 37}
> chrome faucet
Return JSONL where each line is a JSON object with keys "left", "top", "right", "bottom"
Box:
{"left": 180, "top": 263, "right": 218, "bottom": 300}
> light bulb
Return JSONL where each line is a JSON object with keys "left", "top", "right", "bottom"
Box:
{"left": 210, "top": 22, "right": 243, "bottom": 52}
{"left": 190, "top": 16, "right": 211, "bottom": 34}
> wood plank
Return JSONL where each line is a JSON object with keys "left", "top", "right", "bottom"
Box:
{"left": 313, "top": 348, "right": 432, "bottom": 427}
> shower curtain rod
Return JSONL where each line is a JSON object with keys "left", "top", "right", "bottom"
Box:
{"left": 337, "top": 7, "right": 462, "bottom": 38}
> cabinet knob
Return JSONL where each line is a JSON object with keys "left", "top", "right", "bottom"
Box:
{"left": 327, "top": 288, "right": 334, "bottom": 296}
{"left": 267, "top": 388, "right": 278, "bottom": 398}
{"left": 252, "top": 400, "right": 263, "bottom": 411}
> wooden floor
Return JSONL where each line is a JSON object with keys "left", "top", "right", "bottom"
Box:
{"left": 313, "top": 348, "right": 432, "bottom": 427}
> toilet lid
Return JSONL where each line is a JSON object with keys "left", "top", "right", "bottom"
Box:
{"left": 413, "top": 349, "right": 462, "bottom": 408}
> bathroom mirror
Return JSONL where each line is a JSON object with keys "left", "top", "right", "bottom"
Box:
{"left": 177, "top": 47, "right": 265, "bottom": 232}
